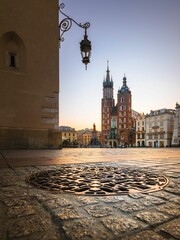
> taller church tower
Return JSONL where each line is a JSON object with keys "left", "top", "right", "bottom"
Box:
{"left": 101, "top": 61, "right": 115, "bottom": 144}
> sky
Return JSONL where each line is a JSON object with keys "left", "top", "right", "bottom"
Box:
{"left": 59, "top": 0, "right": 180, "bottom": 131}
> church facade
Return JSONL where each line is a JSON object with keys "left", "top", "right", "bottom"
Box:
{"left": 101, "top": 63, "right": 135, "bottom": 147}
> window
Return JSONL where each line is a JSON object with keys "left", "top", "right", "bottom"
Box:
{"left": 160, "top": 134, "right": 164, "bottom": 139}
{"left": 111, "top": 117, "right": 117, "bottom": 128}
{"left": 6, "top": 51, "right": 19, "bottom": 69}
{"left": 10, "top": 55, "right": 15, "bottom": 67}
{"left": 121, "top": 97, "right": 124, "bottom": 103}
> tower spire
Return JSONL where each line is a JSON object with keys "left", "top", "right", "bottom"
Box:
{"left": 106, "top": 60, "right": 110, "bottom": 82}
{"left": 123, "top": 73, "right": 127, "bottom": 86}
{"left": 103, "top": 61, "right": 113, "bottom": 88}
{"left": 118, "top": 74, "right": 130, "bottom": 93}
{"left": 107, "top": 60, "right": 109, "bottom": 71}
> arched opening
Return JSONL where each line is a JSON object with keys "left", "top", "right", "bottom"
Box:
{"left": 113, "top": 141, "right": 117, "bottom": 148}
{"left": 0, "top": 31, "right": 26, "bottom": 72}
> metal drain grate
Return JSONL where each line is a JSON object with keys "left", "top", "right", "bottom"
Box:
{"left": 26, "top": 166, "right": 169, "bottom": 195}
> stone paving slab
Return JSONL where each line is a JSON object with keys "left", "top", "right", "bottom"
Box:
{"left": 0, "top": 148, "right": 180, "bottom": 239}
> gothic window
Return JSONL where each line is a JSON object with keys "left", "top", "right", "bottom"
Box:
{"left": 121, "top": 97, "right": 124, "bottom": 103}
{"left": 0, "top": 31, "right": 26, "bottom": 72}
{"left": 111, "top": 117, "right": 117, "bottom": 128}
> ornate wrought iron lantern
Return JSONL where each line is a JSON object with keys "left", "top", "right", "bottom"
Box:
{"left": 59, "top": 3, "right": 92, "bottom": 70}
{"left": 80, "top": 29, "right": 91, "bottom": 70}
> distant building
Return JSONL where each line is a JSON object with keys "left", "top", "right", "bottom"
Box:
{"left": 82, "top": 131, "right": 92, "bottom": 146}
{"left": 77, "top": 128, "right": 91, "bottom": 146}
{"left": 172, "top": 103, "right": 180, "bottom": 147}
{"left": 136, "top": 113, "right": 146, "bottom": 147}
{"left": 145, "top": 109, "right": 175, "bottom": 147}
{"left": 59, "top": 126, "right": 77, "bottom": 144}
{"left": 77, "top": 127, "right": 101, "bottom": 147}
{"left": 101, "top": 62, "right": 136, "bottom": 147}
{"left": 0, "top": 0, "right": 61, "bottom": 149}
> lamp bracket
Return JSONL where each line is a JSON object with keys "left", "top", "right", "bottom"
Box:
{"left": 59, "top": 3, "right": 90, "bottom": 43}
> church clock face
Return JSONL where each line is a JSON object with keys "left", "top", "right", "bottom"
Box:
{"left": 111, "top": 117, "right": 117, "bottom": 128}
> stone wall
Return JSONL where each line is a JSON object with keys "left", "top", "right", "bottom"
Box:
{"left": 0, "top": 128, "right": 62, "bottom": 149}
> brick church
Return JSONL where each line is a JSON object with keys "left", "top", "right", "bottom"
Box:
{"left": 101, "top": 62, "right": 136, "bottom": 147}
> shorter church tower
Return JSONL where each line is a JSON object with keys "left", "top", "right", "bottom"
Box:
{"left": 101, "top": 61, "right": 114, "bottom": 144}
{"left": 117, "top": 75, "right": 132, "bottom": 146}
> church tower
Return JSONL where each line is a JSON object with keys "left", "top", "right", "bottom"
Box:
{"left": 117, "top": 75, "right": 132, "bottom": 146}
{"left": 101, "top": 61, "right": 115, "bottom": 144}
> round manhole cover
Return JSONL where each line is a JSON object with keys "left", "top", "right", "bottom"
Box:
{"left": 26, "top": 166, "right": 169, "bottom": 195}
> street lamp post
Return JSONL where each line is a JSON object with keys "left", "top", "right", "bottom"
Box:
{"left": 59, "top": 3, "right": 92, "bottom": 70}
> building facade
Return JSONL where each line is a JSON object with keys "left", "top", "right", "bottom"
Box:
{"left": 145, "top": 109, "right": 175, "bottom": 147}
{"left": 59, "top": 126, "right": 77, "bottom": 144}
{"left": 82, "top": 131, "right": 92, "bottom": 146}
{"left": 101, "top": 62, "right": 135, "bottom": 147}
{"left": 0, "top": 0, "right": 61, "bottom": 149}
{"left": 77, "top": 127, "right": 101, "bottom": 147}
{"left": 172, "top": 103, "right": 180, "bottom": 147}
{"left": 136, "top": 113, "right": 146, "bottom": 147}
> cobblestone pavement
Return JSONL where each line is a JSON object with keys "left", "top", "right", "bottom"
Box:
{"left": 0, "top": 148, "right": 180, "bottom": 240}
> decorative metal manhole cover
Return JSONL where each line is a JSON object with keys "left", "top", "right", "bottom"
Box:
{"left": 26, "top": 166, "right": 169, "bottom": 196}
